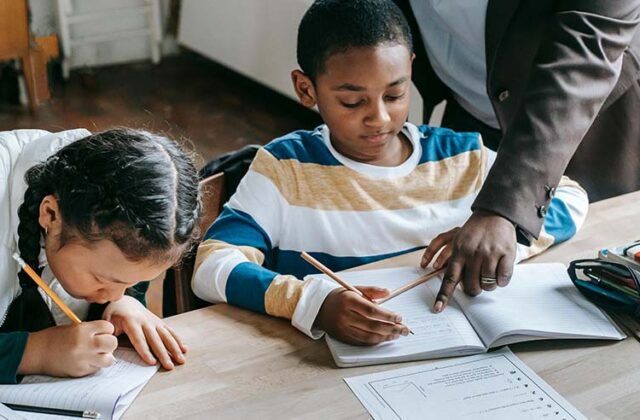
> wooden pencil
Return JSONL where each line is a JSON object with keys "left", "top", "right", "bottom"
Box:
{"left": 12, "top": 253, "right": 82, "bottom": 325}
{"left": 376, "top": 267, "right": 446, "bottom": 304}
{"left": 300, "top": 251, "right": 414, "bottom": 334}
{"left": 300, "top": 251, "right": 373, "bottom": 300}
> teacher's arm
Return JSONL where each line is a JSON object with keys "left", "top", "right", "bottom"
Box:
{"left": 437, "top": 2, "right": 640, "bottom": 310}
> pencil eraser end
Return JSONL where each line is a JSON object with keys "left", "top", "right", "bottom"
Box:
{"left": 11, "top": 253, "right": 25, "bottom": 267}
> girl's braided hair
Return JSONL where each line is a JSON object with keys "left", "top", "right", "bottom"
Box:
{"left": 16, "top": 128, "right": 202, "bottom": 283}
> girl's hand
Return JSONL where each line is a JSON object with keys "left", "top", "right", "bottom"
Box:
{"left": 315, "top": 286, "right": 410, "bottom": 346}
{"left": 19, "top": 321, "right": 117, "bottom": 377}
{"left": 103, "top": 296, "right": 187, "bottom": 370}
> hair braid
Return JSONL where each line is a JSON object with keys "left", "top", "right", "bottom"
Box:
{"left": 16, "top": 164, "right": 51, "bottom": 286}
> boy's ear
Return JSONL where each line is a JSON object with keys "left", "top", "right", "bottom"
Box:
{"left": 291, "top": 70, "right": 317, "bottom": 108}
{"left": 38, "top": 195, "right": 62, "bottom": 236}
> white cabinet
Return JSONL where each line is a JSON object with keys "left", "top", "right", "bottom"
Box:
{"left": 178, "top": 0, "right": 424, "bottom": 124}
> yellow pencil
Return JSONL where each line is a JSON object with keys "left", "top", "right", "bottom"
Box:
{"left": 12, "top": 253, "right": 82, "bottom": 325}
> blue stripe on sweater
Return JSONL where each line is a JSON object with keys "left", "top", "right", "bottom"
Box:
{"left": 271, "top": 246, "right": 425, "bottom": 279}
{"left": 204, "top": 206, "right": 273, "bottom": 253}
{"left": 225, "top": 262, "right": 278, "bottom": 313}
{"left": 264, "top": 125, "right": 482, "bottom": 167}
{"left": 543, "top": 197, "right": 577, "bottom": 243}
{"left": 417, "top": 125, "right": 482, "bottom": 164}
{"left": 264, "top": 128, "right": 341, "bottom": 166}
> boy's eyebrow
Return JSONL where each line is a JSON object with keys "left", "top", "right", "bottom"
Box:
{"left": 333, "top": 83, "right": 366, "bottom": 92}
{"left": 388, "top": 76, "right": 409, "bottom": 87}
{"left": 332, "top": 77, "right": 410, "bottom": 91}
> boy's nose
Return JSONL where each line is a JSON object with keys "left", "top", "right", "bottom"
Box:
{"left": 365, "top": 100, "right": 391, "bottom": 126}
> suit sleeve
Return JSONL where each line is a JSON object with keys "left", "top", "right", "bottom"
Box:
{"left": 479, "top": 140, "right": 589, "bottom": 260}
{"left": 473, "top": 1, "right": 640, "bottom": 240}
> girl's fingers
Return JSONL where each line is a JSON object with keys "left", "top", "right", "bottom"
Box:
{"left": 166, "top": 325, "right": 188, "bottom": 353}
{"left": 92, "top": 353, "right": 116, "bottom": 369}
{"left": 143, "top": 324, "right": 174, "bottom": 370}
{"left": 93, "top": 332, "right": 118, "bottom": 353}
{"left": 157, "top": 326, "right": 186, "bottom": 364}
{"left": 123, "top": 322, "right": 156, "bottom": 365}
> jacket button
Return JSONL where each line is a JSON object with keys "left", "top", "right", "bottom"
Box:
{"left": 545, "top": 185, "right": 557, "bottom": 199}
{"left": 538, "top": 205, "right": 547, "bottom": 218}
{"left": 498, "top": 90, "right": 510, "bottom": 102}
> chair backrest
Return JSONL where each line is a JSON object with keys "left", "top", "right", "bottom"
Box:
{"left": 170, "top": 172, "right": 226, "bottom": 314}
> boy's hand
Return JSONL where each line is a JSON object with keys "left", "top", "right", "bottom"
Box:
{"left": 103, "top": 296, "right": 187, "bottom": 370}
{"left": 420, "top": 227, "right": 460, "bottom": 269}
{"left": 315, "top": 287, "right": 410, "bottom": 346}
{"left": 433, "top": 210, "right": 516, "bottom": 312}
{"left": 19, "top": 321, "right": 117, "bottom": 377}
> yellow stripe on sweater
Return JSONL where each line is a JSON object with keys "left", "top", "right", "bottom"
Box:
{"left": 264, "top": 275, "right": 309, "bottom": 319}
{"left": 251, "top": 148, "right": 485, "bottom": 211}
{"left": 519, "top": 230, "right": 555, "bottom": 261}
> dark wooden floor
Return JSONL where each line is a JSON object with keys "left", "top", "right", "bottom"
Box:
{"left": 0, "top": 52, "right": 321, "bottom": 317}
{"left": 0, "top": 52, "right": 321, "bottom": 166}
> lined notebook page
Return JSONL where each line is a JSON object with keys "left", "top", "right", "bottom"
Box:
{"left": 321, "top": 267, "right": 485, "bottom": 366}
{"left": 453, "top": 263, "right": 626, "bottom": 347}
{"left": 0, "top": 403, "right": 26, "bottom": 420}
{"left": 0, "top": 348, "right": 158, "bottom": 420}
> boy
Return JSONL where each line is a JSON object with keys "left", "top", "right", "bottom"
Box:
{"left": 192, "top": 0, "right": 588, "bottom": 346}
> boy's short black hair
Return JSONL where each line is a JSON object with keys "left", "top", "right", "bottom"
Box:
{"left": 297, "top": 0, "right": 413, "bottom": 80}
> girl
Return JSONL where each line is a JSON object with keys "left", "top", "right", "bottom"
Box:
{"left": 0, "top": 127, "right": 201, "bottom": 383}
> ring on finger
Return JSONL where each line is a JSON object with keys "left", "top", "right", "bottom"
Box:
{"left": 480, "top": 276, "right": 498, "bottom": 285}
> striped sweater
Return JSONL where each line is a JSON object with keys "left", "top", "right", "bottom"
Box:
{"left": 192, "top": 123, "right": 588, "bottom": 338}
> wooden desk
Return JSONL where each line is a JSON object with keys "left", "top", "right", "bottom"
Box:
{"left": 126, "top": 191, "right": 640, "bottom": 420}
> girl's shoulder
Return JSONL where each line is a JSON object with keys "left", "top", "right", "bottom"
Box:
{"left": 0, "top": 129, "right": 90, "bottom": 176}
{"left": 2, "top": 129, "right": 90, "bottom": 240}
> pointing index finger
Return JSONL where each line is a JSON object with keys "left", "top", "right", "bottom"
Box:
{"left": 434, "top": 258, "right": 463, "bottom": 313}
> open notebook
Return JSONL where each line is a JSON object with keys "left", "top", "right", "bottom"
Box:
{"left": 0, "top": 348, "right": 158, "bottom": 420}
{"left": 321, "top": 263, "right": 625, "bottom": 367}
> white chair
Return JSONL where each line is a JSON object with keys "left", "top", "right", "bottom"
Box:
{"left": 56, "top": 0, "right": 163, "bottom": 78}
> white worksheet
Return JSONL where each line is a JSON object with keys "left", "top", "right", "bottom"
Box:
{"left": 0, "top": 348, "right": 158, "bottom": 420}
{"left": 345, "top": 347, "right": 586, "bottom": 420}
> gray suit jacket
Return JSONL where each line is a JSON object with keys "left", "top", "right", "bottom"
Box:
{"left": 398, "top": 0, "right": 640, "bottom": 241}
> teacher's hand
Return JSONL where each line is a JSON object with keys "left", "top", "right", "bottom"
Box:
{"left": 431, "top": 209, "right": 516, "bottom": 313}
